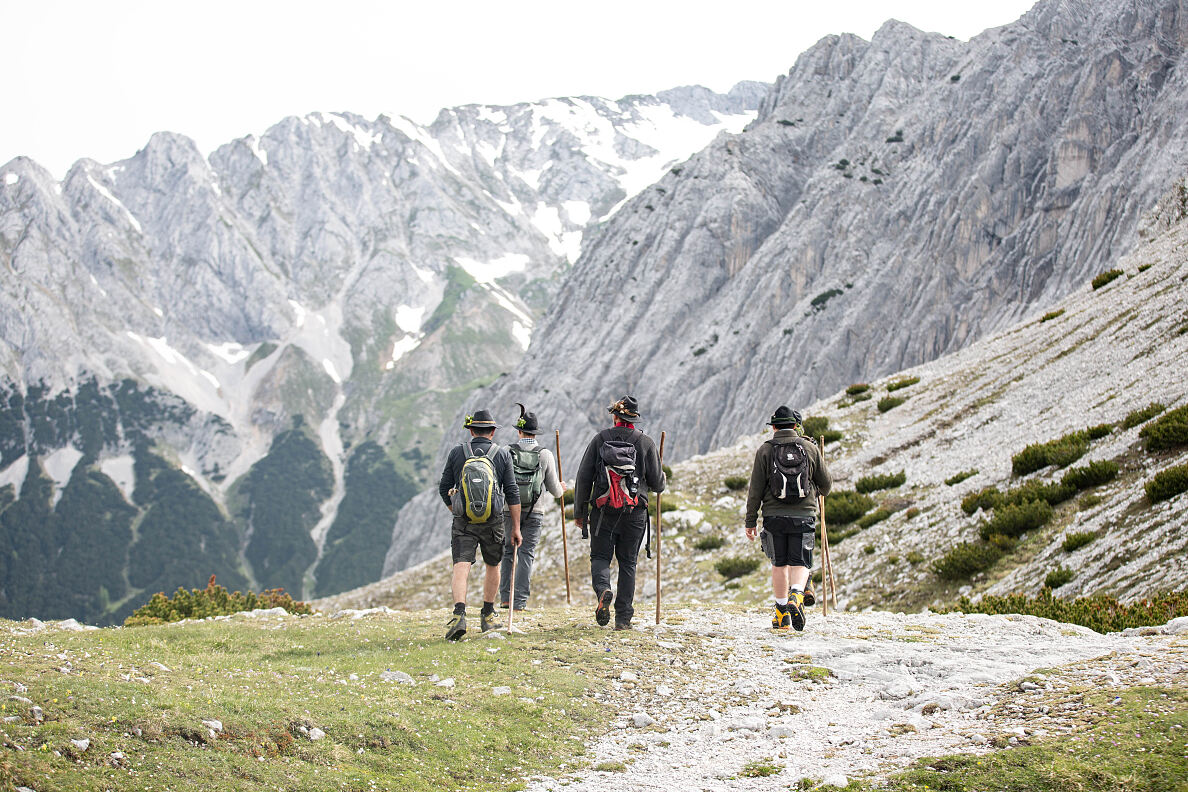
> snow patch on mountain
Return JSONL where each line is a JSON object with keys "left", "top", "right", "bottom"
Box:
{"left": 43, "top": 447, "right": 83, "bottom": 506}
{"left": 99, "top": 455, "right": 135, "bottom": 503}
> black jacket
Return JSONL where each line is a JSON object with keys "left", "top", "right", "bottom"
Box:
{"left": 438, "top": 437, "right": 519, "bottom": 508}
{"left": 573, "top": 425, "right": 666, "bottom": 522}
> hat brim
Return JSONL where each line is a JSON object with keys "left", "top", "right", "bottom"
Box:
{"left": 518, "top": 426, "right": 541, "bottom": 435}
{"left": 768, "top": 419, "right": 798, "bottom": 426}
{"left": 467, "top": 421, "right": 498, "bottom": 428}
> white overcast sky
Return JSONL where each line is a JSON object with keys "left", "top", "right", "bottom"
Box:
{"left": 4, "top": 0, "right": 1037, "bottom": 177}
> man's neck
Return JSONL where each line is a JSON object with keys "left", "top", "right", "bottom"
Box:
{"left": 614, "top": 419, "right": 635, "bottom": 430}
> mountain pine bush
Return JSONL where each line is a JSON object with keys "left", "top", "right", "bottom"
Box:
{"left": 824, "top": 490, "right": 875, "bottom": 525}
{"left": 856, "top": 507, "right": 893, "bottom": 528}
{"left": 1121, "top": 402, "right": 1165, "bottom": 430}
{"left": 1139, "top": 405, "right": 1188, "bottom": 451}
{"left": 801, "top": 416, "right": 843, "bottom": 444}
{"left": 855, "top": 470, "right": 906, "bottom": 493}
{"left": 1060, "top": 460, "right": 1119, "bottom": 490}
{"left": 1062, "top": 531, "right": 1097, "bottom": 552}
{"left": 715, "top": 556, "right": 761, "bottom": 580}
{"left": 886, "top": 376, "right": 920, "bottom": 392}
{"left": 948, "top": 589, "right": 1188, "bottom": 634}
{"left": 1044, "top": 566, "right": 1075, "bottom": 588}
{"left": 932, "top": 541, "right": 1002, "bottom": 580}
{"left": 978, "top": 500, "right": 1054, "bottom": 539}
{"left": 962, "top": 486, "right": 1003, "bottom": 515}
{"left": 1145, "top": 464, "right": 1188, "bottom": 504}
{"left": 945, "top": 469, "right": 978, "bottom": 486}
{"left": 877, "top": 396, "right": 907, "bottom": 413}
{"left": 1012, "top": 429, "right": 1096, "bottom": 475}
{"left": 125, "top": 575, "right": 311, "bottom": 626}
{"left": 1040, "top": 309, "right": 1065, "bottom": 322}
{"left": 846, "top": 383, "right": 871, "bottom": 395}
{"left": 723, "top": 476, "right": 748, "bottom": 490}
{"left": 1091, "top": 269, "right": 1124, "bottom": 289}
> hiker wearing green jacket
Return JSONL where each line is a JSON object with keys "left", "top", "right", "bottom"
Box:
{"left": 499, "top": 403, "right": 565, "bottom": 611}
{"left": 744, "top": 406, "right": 831, "bottom": 632}
{"left": 438, "top": 409, "right": 522, "bottom": 640}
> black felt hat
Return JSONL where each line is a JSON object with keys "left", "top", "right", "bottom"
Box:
{"left": 464, "top": 409, "right": 498, "bottom": 429}
{"left": 514, "top": 402, "right": 541, "bottom": 435}
{"left": 768, "top": 405, "right": 803, "bottom": 427}
{"left": 608, "top": 395, "right": 642, "bottom": 420}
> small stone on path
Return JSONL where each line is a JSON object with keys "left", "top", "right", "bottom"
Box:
{"left": 822, "top": 772, "right": 849, "bottom": 788}
{"left": 202, "top": 719, "right": 223, "bottom": 733}
{"left": 380, "top": 670, "right": 415, "bottom": 684}
{"left": 632, "top": 713, "right": 655, "bottom": 728}
{"left": 70, "top": 738, "right": 90, "bottom": 752}
{"left": 493, "top": 686, "right": 512, "bottom": 696}
{"left": 436, "top": 677, "right": 456, "bottom": 688}
{"left": 309, "top": 727, "right": 326, "bottom": 741}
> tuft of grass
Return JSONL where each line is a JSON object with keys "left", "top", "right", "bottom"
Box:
{"left": 1122, "top": 402, "right": 1165, "bottom": 430}
{"left": 863, "top": 544, "right": 876, "bottom": 555}
{"left": 905, "top": 551, "right": 924, "bottom": 565}
{"left": 1040, "top": 308, "right": 1065, "bottom": 322}
{"left": 1139, "top": 405, "right": 1188, "bottom": 451}
{"left": 880, "top": 688, "right": 1188, "bottom": 792}
{"left": 846, "top": 383, "right": 871, "bottom": 395}
{"left": 723, "top": 475, "right": 748, "bottom": 491}
{"left": 886, "top": 376, "right": 920, "bottom": 392}
{"left": 1062, "top": 531, "right": 1097, "bottom": 553}
{"left": 1045, "top": 566, "right": 1075, "bottom": 589}
{"left": 945, "top": 469, "right": 978, "bottom": 486}
{"left": 878, "top": 395, "right": 907, "bottom": 413}
{"left": 594, "top": 761, "right": 628, "bottom": 773}
{"left": 904, "top": 507, "right": 920, "bottom": 519}
{"left": 1091, "top": 268, "right": 1124, "bottom": 289}
{"left": 855, "top": 470, "right": 906, "bottom": 493}
{"left": 857, "top": 508, "right": 894, "bottom": 529}
{"left": 978, "top": 500, "right": 1054, "bottom": 539}
{"left": 1146, "top": 464, "right": 1188, "bottom": 504}
{"left": 715, "top": 555, "right": 761, "bottom": 580}
{"left": 932, "top": 541, "right": 1002, "bottom": 580}
{"left": 694, "top": 535, "right": 725, "bottom": 551}
{"left": 738, "top": 760, "right": 783, "bottom": 778}
{"left": 824, "top": 490, "right": 875, "bottom": 525}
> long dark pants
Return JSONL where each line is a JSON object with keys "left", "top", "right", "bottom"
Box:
{"left": 589, "top": 506, "right": 647, "bottom": 624}
{"left": 499, "top": 510, "right": 543, "bottom": 609}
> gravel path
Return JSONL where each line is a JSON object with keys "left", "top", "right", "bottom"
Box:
{"left": 526, "top": 607, "right": 1188, "bottom": 790}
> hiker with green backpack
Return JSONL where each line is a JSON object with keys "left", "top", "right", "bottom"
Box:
{"left": 499, "top": 403, "right": 565, "bottom": 612}
{"left": 744, "top": 406, "right": 831, "bottom": 632}
{"left": 438, "top": 409, "right": 522, "bottom": 640}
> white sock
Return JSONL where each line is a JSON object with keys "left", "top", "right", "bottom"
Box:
{"left": 790, "top": 586, "right": 803, "bottom": 594}
{"left": 775, "top": 597, "right": 788, "bottom": 606}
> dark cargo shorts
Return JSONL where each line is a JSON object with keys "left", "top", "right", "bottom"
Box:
{"left": 760, "top": 515, "right": 815, "bottom": 568}
{"left": 451, "top": 513, "right": 504, "bottom": 566}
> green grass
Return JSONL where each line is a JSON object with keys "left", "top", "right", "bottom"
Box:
{"left": 886, "top": 376, "right": 920, "bottom": 392}
{"left": 1091, "top": 268, "right": 1124, "bottom": 289}
{"left": 1122, "top": 402, "right": 1165, "bottom": 430}
{"left": 1040, "top": 308, "right": 1065, "bottom": 322}
{"left": 945, "top": 469, "right": 978, "bottom": 486}
{"left": 1062, "top": 531, "right": 1097, "bottom": 552}
{"left": 738, "top": 760, "right": 782, "bottom": 778}
{"left": 879, "top": 687, "right": 1188, "bottom": 792}
{"left": 877, "top": 396, "right": 907, "bottom": 413}
{"left": 0, "top": 613, "right": 624, "bottom": 791}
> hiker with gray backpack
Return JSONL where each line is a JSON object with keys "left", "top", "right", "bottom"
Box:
{"left": 438, "top": 409, "right": 522, "bottom": 640}
{"left": 744, "top": 406, "right": 831, "bottom": 632}
{"left": 499, "top": 403, "right": 565, "bottom": 612}
{"left": 573, "top": 396, "right": 666, "bottom": 631}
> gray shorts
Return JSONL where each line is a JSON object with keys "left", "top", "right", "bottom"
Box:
{"left": 451, "top": 513, "right": 504, "bottom": 566}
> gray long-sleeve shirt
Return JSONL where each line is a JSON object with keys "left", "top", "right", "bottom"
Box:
{"left": 438, "top": 436, "right": 519, "bottom": 507}
{"left": 745, "top": 429, "right": 832, "bottom": 528}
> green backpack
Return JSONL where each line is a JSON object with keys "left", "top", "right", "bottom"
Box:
{"left": 509, "top": 444, "right": 545, "bottom": 510}
{"left": 452, "top": 441, "right": 505, "bottom": 523}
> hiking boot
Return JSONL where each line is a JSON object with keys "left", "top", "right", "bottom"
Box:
{"left": 480, "top": 610, "right": 499, "bottom": 633}
{"left": 788, "top": 592, "right": 806, "bottom": 632}
{"left": 595, "top": 589, "right": 613, "bottom": 626}
{"left": 445, "top": 612, "right": 467, "bottom": 641}
{"left": 771, "top": 602, "right": 791, "bottom": 631}
{"left": 499, "top": 601, "right": 509, "bottom": 609}
{"left": 802, "top": 579, "right": 816, "bottom": 608}
{"left": 614, "top": 621, "right": 632, "bottom": 631}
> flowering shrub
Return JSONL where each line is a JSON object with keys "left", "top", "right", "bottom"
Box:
{"left": 125, "top": 575, "right": 312, "bottom": 626}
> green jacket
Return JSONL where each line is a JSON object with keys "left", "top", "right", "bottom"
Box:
{"left": 744, "top": 429, "right": 832, "bottom": 529}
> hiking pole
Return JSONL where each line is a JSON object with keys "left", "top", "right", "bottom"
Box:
{"left": 655, "top": 430, "right": 666, "bottom": 626}
{"left": 817, "top": 436, "right": 839, "bottom": 612}
{"left": 507, "top": 543, "right": 519, "bottom": 631}
{"left": 555, "top": 429, "right": 572, "bottom": 605}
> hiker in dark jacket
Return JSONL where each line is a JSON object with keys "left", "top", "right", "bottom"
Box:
{"left": 499, "top": 403, "right": 565, "bottom": 612}
{"left": 744, "top": 406, "right": 831, "bottom": 632}
{"left": 574, "top": 396, "right": 665, "bottom": 630}
{"left": 438, "top": 409, "right": 521, "bottom": 640}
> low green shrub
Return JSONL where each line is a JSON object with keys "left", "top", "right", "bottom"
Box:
{"left": 715, "top": 555, "right": 761, "bottom": 580}
{"left": 1040, "top": 309, "right": 1065, "bottom": 322}
{"left": 877, "top": 396, "right": 907, "bottom": 413}
{"left": 863, "top": 544, "right": 876, "bottom": 555}
{"left": 932, "top": 542, "right": 1002, "bottom": 580}
{"left": 1086, "top": 423, "right": 1113, "bottom": 440}
{"left": 1060, "top": 460, "right": 1119, "bottom": 490}
{"left": 647, "top": 500, "right": 679, "bottom": 516}
{"left": 886, "top": 376, "right": 920, "bottom": 392}
{"left": 986, "top": 532, "right": 1018, "bottom": 551}
{"left": 1062, "top": 531, "right": 1096, "bottom": 552}
{"left": 1001, "top": 479, "right": 1076, "bottom": 508}
{"left": 945, "top": 469, "right": 978, "bottom": 486}
{"left": 945, "top": 589, "right": 1188, "bottom": 634}
{"left": 1146, "top": 464, "right": 1188, "bottom": 503}
{"left": 850, "top": 392, "right": 873, "bottom": 403}
{"left": 801, "top": 416, "right": 830, "bottom": 438}
{"left": 904, "top": 507, "right": 920, "bottom": 519}
{"left": 1091, "top": 269, "right": 1124, "bottom": 289}
{"left": 856, "top": 508, "right": 893, "bottom": 528}
{"left": 977, "top": 500, "right": 1054, "bottom": 539}
{"left": 694, "top": 535, "right": 725, "bottom": 551}
{"left": 820, "top": 430, "right": 844, "bottom": 444}
{"left": 855, "top": 470, "right": 906, "bottom": 493}
{"left": 1011, "top": 429, "right": 1092, "bottom": 475}
{"left": 1139, "top": 405, "right": 1188, "bottom": 451}
{"left": 828, "top": 526, "right": 860, "bottom": 544}
{"left": 846, "top": 383, "right": 871, "bottom": 395}
{"left": 824, "top": 490, "right": 875, "bottom": 525}
{"left": 905, "top": 551, "right": 924, "bottom": 564}
{"left": 125, "top": 575, "right": 312, "bottom": 626}
{"left": 723, "top": 475, "right": 748, "bottom": 491}
{"left": 562, "top": 489, "right": 575, "bottom": 505}
{"left": 662, "top": 464, "right": 674, "bottom": 481}
{"left": 1044, "top": 566, "right": 1075, "bottom": 589}
{"left": 962, "top": 486, "right": 1002, "bottom": 515}
{"left": 1121, "top": 402, "right": 1165, "bottom": 430}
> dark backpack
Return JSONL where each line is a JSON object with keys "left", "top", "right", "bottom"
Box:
{"left": 509, "top": 444, "right": 545, "bottom": 509}
{"left": 592, "top": 428, "right": 643, "bottom": 514}
{"left": 766, "top": 439, "right": 813, "bottom": 504}
{"left": 451, "top": 440, "right": 505, "bottom": 523}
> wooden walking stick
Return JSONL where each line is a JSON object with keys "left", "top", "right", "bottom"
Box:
{"left": 655, "top": 430, "right": 666, "bottom": 625}
{"left": 555, "top": 429, "right": 571, "bottom": 605}
{"left": 506, "top": 542, "right": 519, "bottom": 631}
{"left": 817, "top": 436, "right": 839, "bottom": 611}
